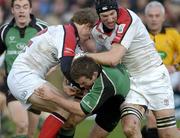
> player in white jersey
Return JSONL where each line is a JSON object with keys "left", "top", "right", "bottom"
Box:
{"left": 86, "top": 0, "right": 180, "bottom": 138}
{"left": 7, "top": 8, "right": 97, "bottom": 138}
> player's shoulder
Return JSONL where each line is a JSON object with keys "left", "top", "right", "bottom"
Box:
{"left": 35, "top": 18, "right": 48, "bottom": 27}
{"left": 45, "top": 25, "right": 64, "bottom": 36}
{"left": 164, "top": 27, "right": 179, "bottom": 35}
{"left": 0, "top": 23, "right": 10, "bottom": 41}
{"left": 0, "top": 23, "right": 9, "bottom": 32}
{"left": 116, "top": 7, "right": 139, "bottom": 25}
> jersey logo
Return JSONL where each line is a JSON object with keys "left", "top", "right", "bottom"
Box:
{"left": 9, "top": 36, "right": 16, "bottom": 44}
{"left": 158, "top": 51, "right": 167, "bottom": 60}
{"left": 102, "top": 6, "right": 108, "bottom": 11}
{"left": 117, "top": 24, "right": 126, "bottom": 34}
{"left": 16, "top": 42, "right": 26, "bottom": 50}
{"left": 9, "top": 36, "right": 15, "bottom": 41}
{"left": 112, "top": 7, "right": 132, "bottom": 43}
{"left": 164, "top": 99, "right": 169, "bottom": 106}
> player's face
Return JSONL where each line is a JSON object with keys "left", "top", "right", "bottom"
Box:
{"left": 79, "top": 24, "right": 92, "bottom": 42}
{"left": 11, "top": 0, "right": 32, "bottom": 28}
{"left": 76, "top": 74, "right": 96, "bottom": 90}
{"left": 145, "top": 7, "right": 165, "bottom": 32}
{"left": 99, "top": 9, "right": 117, "bottom": 29}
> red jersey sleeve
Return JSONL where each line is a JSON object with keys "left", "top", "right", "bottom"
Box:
{"left": 62, "top": 24, "right": 77, "bottom": 57}
{"left": 112, "top": 7, "right": 132, "bottom": 44}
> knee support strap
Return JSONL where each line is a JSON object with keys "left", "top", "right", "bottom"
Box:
{"left": 120, "top": 106, "right": 143, "bottom": 120}
{"left": 156, "top": 115, "right": 176, "bottom": 129}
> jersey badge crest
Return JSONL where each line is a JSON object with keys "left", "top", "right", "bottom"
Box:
{"left": 164, "top": 99, "right": 169, "bottom": 106}
{"left": 117, "top": 24, "right": 126, "bottom": 34}
{"left": 9, "top": 36, "right": 15, "bottom": 41}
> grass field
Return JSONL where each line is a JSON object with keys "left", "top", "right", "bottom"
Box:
{"left": 75, "top": 118, "right": 126, "bottom": 138}
{"left": 1, "top": 116, "right": 180, "bottom": 138}
{"left": 75, "top": 118, "right": 180, "bottom": 138}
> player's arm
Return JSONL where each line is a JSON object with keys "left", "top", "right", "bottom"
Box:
{"left": 35, "top": 87, "right": 86, "bottom": 117}
{"left": 87, "top": 43, "right": 127, "bottom": 66}
{"left": 60, "top": 56, "right": 74, "bottom": 81}
{"left": 62, "top": 77, "right": 82, "bottom": 96}
{"left": 60, "top": 56, "right": 82, "bottom": 90}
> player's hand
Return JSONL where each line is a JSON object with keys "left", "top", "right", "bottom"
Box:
{"left": 63, "top": 79, "right": 81, "bottom": 96}
{"left": 74, "top": 88, "right": 88, "bottom": 100}
{"left": 35, "top": 87, "right": 55, "bottom": 100}
{"left": 63, "top": 85, "right": 81, "bottom": 96}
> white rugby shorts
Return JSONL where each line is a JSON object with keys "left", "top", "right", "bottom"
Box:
{"left": 125, "top": 65, "right": 175, "bottom": 110}
{"left": 7, "top": 69, "right": 46, "bottom": 109}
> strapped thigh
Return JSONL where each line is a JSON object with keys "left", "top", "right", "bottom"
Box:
{"left": 120, "top": 106, "right": 146, "bottom": 120}
{"left": 156, "top": 115, "right": 176, "bottom": 129}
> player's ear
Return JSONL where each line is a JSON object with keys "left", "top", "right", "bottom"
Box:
{"left": 92, "top": 72, "right": 99, "bottom": 80}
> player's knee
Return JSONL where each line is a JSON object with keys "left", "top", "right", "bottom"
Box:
{"left": 121, "top": 106, "right": 143, "bottom": 134}
{"left": 15, "top": 120, "right": 28, "bottom": 134}
{"left": 122, "top": 118, "right": 140, "bottom": 136}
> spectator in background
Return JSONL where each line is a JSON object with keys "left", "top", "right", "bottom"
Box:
{"left": 0, "top": 5, "right": 5, "bottom": 25}
{"left": 31, "top": 0, "right": 44, "bottom": 19}
{"left": 142, "top": 1, "right": 180, "bottom": 138}
{"left": 176, "top": 17, "right": 180, "bottom": 32}
{"left": 44, "top": 0, "right": 68, "bottom": 25}
{"left": 119, "top": 0, "right": 132, "bottom": 9}
{"left": 132, "top": 0, "right": 149, "bottom": 23}
{"left": 63, "top": 0, "right": 95, "bottom": 23}
{"left": 0, "top": 0, "right": 11, "bottom": 23}
{"left": 39, "top": 0, "right": 51, "bottom": 16}
{"left": 164, "top": 0, "right": 180, "bottom": 28}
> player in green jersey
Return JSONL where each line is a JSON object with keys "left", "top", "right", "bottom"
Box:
{"left": 35, "top": 56, "right": 130, "bottom": 138}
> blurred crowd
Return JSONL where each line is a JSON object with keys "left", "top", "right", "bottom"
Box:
{"left": 0, "top": 0, "right": 180, "bottom": 31}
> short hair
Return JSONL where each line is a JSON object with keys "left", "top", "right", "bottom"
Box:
{"left": 11, "top": 0, "right": 32, "bottom": 7}
{"left": 71, "top": 8, "right": 98, "bottom": 28}
{"left": 145, "top": 1, "right": 165, "bottom": 15}
{"left": 70, "top": 56, "right": 100, "bottom": 80}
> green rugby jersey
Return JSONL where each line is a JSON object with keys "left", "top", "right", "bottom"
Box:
{"left": 0, "top": 14, "right": 48, "bottom": 73}
{"left": 80, "top": 64, "right": 130, "bottom": 115}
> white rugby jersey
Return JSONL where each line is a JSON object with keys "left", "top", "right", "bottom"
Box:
{"left": 11, "top": 24, "right": 81, "bottom": 77}
{"left": 92, "top": 7, "right": 162, "bottom": 76}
